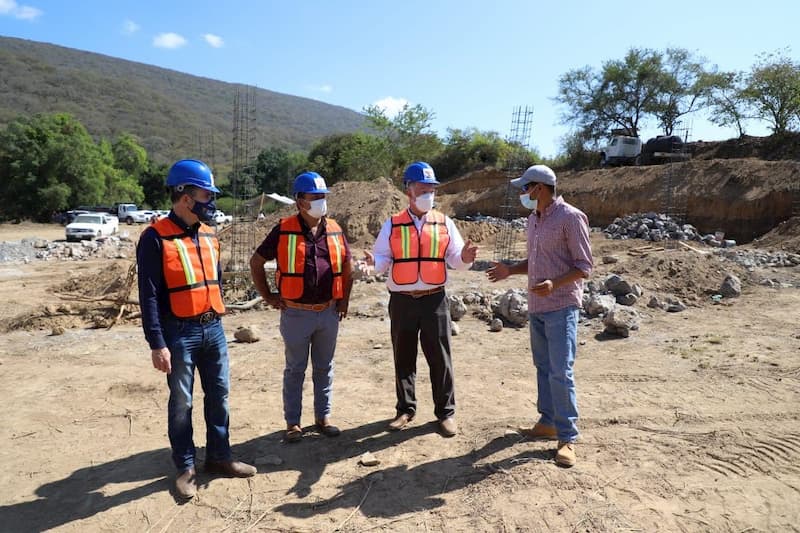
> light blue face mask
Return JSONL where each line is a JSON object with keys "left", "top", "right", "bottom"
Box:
{"left": 519, "top": 193, "right": 537, "bottom": 211}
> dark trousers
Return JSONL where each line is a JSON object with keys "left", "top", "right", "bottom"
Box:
{"left": 388, "top": 290, "right": 455, "bottom": 420}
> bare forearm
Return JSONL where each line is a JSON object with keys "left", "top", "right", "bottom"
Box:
{"left": 508, "top": 260, "right": 528, "bottom": 276}
{"left": 249, "top": 254, "right": 272, "bottom": 298}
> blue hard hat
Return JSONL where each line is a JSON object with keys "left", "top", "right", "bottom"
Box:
{"left": 293, "top": 172, "right": 330, "bottom": 194}
{"left": 403, "top": 161, "right": 440, "bottom": 185}
{"left": 166, "top": 159, "right": 220, "bottom": 193}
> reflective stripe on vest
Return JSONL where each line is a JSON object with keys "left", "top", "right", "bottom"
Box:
{"left": 276, "top": 216, "right": 345, "bottom": 300}
{"left": 152, "top": 217, "right": 225, "bottom": 317}
{"left": 389, "top": 209, "right": 450, "bottom": 285}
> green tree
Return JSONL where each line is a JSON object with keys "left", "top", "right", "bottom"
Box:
{"left": 99, "top": 139, "right": 144, "bottom": 205}
{"left": 253, "top": 146, "right": 306, "bottom": 195}
{"left": 702, "top": 71, "right": 750, "bottom": 137}
{"left": 431, "top": 128, "right": 515, "bottom": 181}
{"left": 649, "top": 48, "right": 711, "bottom": 136}
{"left": 112, "top": 133, "right": 148, "bottom": 180}
{"left": 363, "top": 103, "right": 443, "bottom": 174}
{"left": 557, "top": 48, "right": 666, "bottom": 141}
{"left": 0, "top": 113, "right": 108, "bottom": 220}
{"left": 307, "top": 132, "right": 392, "bottom": 185}
{"left": 139, "top": 162, "right": 170, "bottom": 209}
{"left": 742, "top": 50, "right": 800, "bottom": 134}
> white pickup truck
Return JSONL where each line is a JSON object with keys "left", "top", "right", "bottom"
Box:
{"left": 212, "top": 210, "right": 233, "bottom": 225}
{"left": 65, "top": 213, "right": 118, "bottom": 242}
{"left": 114, "top": 203, "right": 157, "bottom": 224}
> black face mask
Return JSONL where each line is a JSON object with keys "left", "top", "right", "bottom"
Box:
{"left": 190, "top": 197, "right": 217, "bottom": 222}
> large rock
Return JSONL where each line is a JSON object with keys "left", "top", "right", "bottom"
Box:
{"left": 605, "top": 274, "right": 634, "bottom": 297}
{"left": 719, "top": 274, "right": 742, "bottom": 298}
{"left": 448, "top": 294, "right": 467, "bottom": 321}
{"left": 584, "top": 294, "right": 616, "bottom": 317}
{"left": 616, "top": 293, "right": 638, "bottom": 306}
{"left": 491, "top": 289, "right": 528, "bottom": 326}
{"left": 603, "top": 308, "right": 640, "bottom": 337}
{"left": 234, "top": 326, "right": 260, "bottom": 343}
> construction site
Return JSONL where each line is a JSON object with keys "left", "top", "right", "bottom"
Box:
{"left": 1, "top": 98, "right": 799, "bottom": 531}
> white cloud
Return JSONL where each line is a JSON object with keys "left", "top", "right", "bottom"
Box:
{"left": 318, "top": 84, "right": 332, "bottom": 93}
{"left": 153, "top": 32, "right": 187, "bottom": 49}
{"left": 122, "top": 19, "right": 140, "bottom": 35}
{"left": 203, "top": 33, "right": 224, "bottom": 48}
{"left": 0, "top": 0, "right": 43, "bottom": 20}
{"left": 372, "top": 96, "right": 409, "bottom": 117}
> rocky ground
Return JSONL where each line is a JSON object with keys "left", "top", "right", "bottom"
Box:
{"left": 1, "top": 213, "right": 799, "bottom": 532}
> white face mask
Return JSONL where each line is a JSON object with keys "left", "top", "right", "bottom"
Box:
{"left": 414, "top": 192, "right": 435, "bottom": 213}
{"left": 305, "top": 198, "right": 327, "bottom": 218}
{"left": 519, "top": 193, "right": 538, "bottom": 211}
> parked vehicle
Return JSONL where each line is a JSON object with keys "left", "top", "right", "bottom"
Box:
{"left": 53, "top": 209, "right": 89, "bottom": 225}
{"left": 600, "top": 135, "right": 642, "bottom": 166}
{"left": 639, "top": 135, "right": 690, "bottom": 165}
{"left": 112, "top": 203, "right": 156, "bottom": 224}
{"left": 212, "top": 210, "right": 233, "bottom": 225}
{"left": 600, "top": 134, "right": 690, "bottom": 167}
{"left": 65, "top": 213, "right": 118, "bottom": 241}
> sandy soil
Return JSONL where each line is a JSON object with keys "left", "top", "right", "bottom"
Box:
{"left": 1, "top": 220, "right": 799, "bottom": 532}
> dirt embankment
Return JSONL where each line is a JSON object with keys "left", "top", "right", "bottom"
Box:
{"left": 435, "top": 159, "right": 800, "bottom": 244}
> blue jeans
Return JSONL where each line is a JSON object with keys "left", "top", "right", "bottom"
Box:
{"left": 279, "top": 306, "right": 339, "bottom": 426}
{"left": 163, "top": 317, "right": 231, "bottom": 471}
{"left": 529, "top": 306, "right": 579, "bottom": 442}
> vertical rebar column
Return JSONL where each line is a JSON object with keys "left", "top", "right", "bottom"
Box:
{"left": 493, "top": 105, "right": 533, "bottom": 262}
{"left": 227, "top": 86, "right": 259, "bottom": 300}
{"left": 661, "top": 126, "right": 690, "bottom": 248}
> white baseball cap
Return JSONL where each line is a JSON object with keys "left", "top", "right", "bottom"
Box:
{"left": 510, "top": 164, "right": 557, "bottom": 189}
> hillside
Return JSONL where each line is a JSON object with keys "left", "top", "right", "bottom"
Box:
{"left": 0, "top": 36, "right": 365, "bottom": 164}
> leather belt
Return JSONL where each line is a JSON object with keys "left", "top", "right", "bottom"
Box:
{"left": 394, "top": 286, "right": 445, "bottom": 298}
{"left": 177, "top": 310, "right": 219, "bottom": 324}
{"left": 283, "top": 299, "right": 334, "bottom": 312}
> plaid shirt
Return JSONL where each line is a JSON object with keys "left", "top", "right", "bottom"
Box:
{"left": 526, "top": 196, "right": 593, "bottom": 313}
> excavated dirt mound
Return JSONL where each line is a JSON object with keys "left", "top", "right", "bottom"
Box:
{"left": 1, "top": 261, "right": 136, "bottom": 333}
{"left": 590, "top": 240, "right": 752, "bottom": 305}
{"left": 56, "top": 261, "right": 131, "bottom": 297}
{"left": 690, "top": 132, "right": 800, "bottom": 161}
{"left": 751, "top": 216, "right": 800, "bottom": 253}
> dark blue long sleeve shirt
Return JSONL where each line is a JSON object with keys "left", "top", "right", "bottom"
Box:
{"left": 136, "top": 211, "right": 223, "bottom": 350}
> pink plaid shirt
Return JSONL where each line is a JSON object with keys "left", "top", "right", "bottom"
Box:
{"left": 526, "top": 196, "right": 593, "bottom": 313}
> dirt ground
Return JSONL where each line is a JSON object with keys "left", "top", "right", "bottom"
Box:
{"left": 1, "top": 219, "right": 799, "bottom": 533}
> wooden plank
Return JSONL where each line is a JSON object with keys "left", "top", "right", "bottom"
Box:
{"left": 678, "top": 241, "right": 710, "bottom": 255}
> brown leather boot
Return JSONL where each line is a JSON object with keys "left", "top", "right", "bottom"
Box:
{"left": 519, "top": 422, "right": 558, "bottom": 440}
{"left": 175, "top": 467, "right": 197, "bottom": 499}
{"left": 388, "top": 413, "right": 413, "bottom": 431}
{"left": 439, "top": 417, "right": 457, "bottom": 437}
{"left": 205, "top": 460, "right": 257, "bottom": 478}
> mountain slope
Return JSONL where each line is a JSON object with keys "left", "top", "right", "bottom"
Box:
{"left": 0, "top": 36, "right": 365, "bottom": 164}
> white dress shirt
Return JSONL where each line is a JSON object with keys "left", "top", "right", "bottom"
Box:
{"left": 372, "top": 207, "right": 473, "bottom": 292}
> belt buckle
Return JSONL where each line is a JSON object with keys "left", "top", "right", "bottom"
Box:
{"left": 198, "top": 311, "right": 215, "bottom": 324}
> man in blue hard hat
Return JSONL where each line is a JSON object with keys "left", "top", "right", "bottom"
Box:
{"left": 250, "top": 171, "right": 353, "bottom": 443}
{"left": 137, "top": 159, "right": 256, "bottom": 500}
{"left": 365, "top": 161, "right": 478, "bottom": 437}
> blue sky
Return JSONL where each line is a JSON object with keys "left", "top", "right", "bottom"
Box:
{"left": 1, "top": 0, "right": 798, "bottom": 157}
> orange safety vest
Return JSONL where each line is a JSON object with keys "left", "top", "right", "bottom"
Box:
{"left": 151, "top": 217, "right": 225, "bottom": 317}
{"left": 389, "top": 209, "right": 450, "bottom": 285}
{"left": 276, "top": 216, "right": 346, "bottom": 300}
